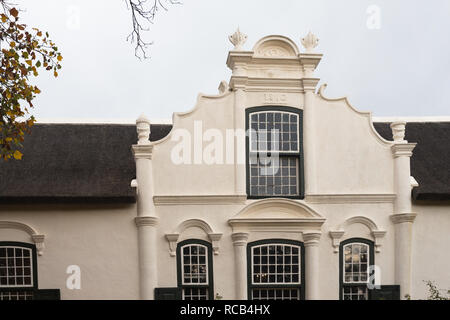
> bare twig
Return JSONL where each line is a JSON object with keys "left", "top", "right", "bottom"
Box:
{"left": 125, "top": 0, "right": 181, "bottom": 59}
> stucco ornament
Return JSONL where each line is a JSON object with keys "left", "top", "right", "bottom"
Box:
{"left": 301, "top": 32, "right": 319, "bottom": 53}
{"left": 228, "top": 28, "right": 247, "bottom": 50}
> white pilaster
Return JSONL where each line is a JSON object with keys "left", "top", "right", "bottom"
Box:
{"left": 303, "top": 232, "right": 321, "bottom": 300}
{"left": 390, "top": 121, "right": 417, "bottom": 299}
{"left": 302, "top": 79, "right": 320, "bottom": 195}
{"left": 231, "top": 232, "right": 249, "bottom": 300}
{"left": 132, "top": 114, "right": 158, "bottom": 300}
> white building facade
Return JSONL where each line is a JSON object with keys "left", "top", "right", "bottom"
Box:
{"left": 0, "top": 32, "right": 449, "bottom": 300}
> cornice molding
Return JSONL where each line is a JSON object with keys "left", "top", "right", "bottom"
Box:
{"left": 329, "top": 216, "right": 386, "bottom": 253}
{"left": 305, "top": 194, "right": 396, "bottom": 204}
{"left": 132, "top": 144, "right": 153, "bottom": 159}
{"left": 165, "top": 219, "right": 222, "bottom": 256}
{"left": 390, "top": 213, "right": 417, "bottom": 224}
{"left": 153, "top": 195, "right": 247, "bottom": 206}
{"left": 228, "top": 218, "right": 326, "bottom": 233}
{"left": 0, "top": 221, "right": 46, "bottom": 256}
{"left": 391, "top": 143, "right": 416, "bottom": 158}
{"left": 134, "top": 216, "right": 159, "bottom": 227}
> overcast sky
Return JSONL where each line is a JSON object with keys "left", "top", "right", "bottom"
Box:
{"left": 18, "top": 0, "right": 450, "bottom": 122}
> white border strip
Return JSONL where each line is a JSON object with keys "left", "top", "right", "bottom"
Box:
{"left": 373, "top": 116, "right": 450, "bottom": 123}
{"left": 36, "top": 118, "right": 173, "bottom": 124}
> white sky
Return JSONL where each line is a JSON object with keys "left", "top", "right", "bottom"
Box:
{"left": 17, "top": 0, "right": 450, "bottom": 121}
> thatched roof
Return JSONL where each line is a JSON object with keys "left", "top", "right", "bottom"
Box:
{"left": 374, "top": 122, "right": 450, "bottom": 201}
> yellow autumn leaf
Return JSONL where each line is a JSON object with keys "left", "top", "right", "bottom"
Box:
{"left": 57, "top": 55, "right": 63, "bottom": 61}
{"left": 13, "top": 150, "right": 23, "bottom": 160}
{"left": 1, "top": 14, "right": 7, "bottom": 23}
{"left": 5, "top": 137, "right": 12, "bottom": 142}
{"left": 54, "top": 71, "right": 58, "bottom": 77}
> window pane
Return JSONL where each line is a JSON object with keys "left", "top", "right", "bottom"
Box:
{"left": 0, "top": 246, "right": 33, "bottom": 288}
{"left": 249, "top": 111, "right": 299, "bottom": 152}
{"left": 252, "top": 244, "right": 301, "bottom": 285}
{"left": 249, "top": 156, "right": 299, "bottom": 196}
{"left": 342, "top": 243, "right": 370, "bottom": 284}
{"left": 181, "top": 244, "right": 208, "bottom": 285}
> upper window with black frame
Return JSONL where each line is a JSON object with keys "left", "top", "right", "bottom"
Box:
{"left": 177, "top": 239, "right": 214, "bottom": 300}
{"left": 247, "top": 239, "right": 305, "bottom": 300}
{"left": 0, "top": 242, "right": 37, "bottom": 300}
{"left": 247, "top": 107, "right": 304, "bottom": 199}
{"left": 340, "top": 238, "right": 374, "bottom": 300}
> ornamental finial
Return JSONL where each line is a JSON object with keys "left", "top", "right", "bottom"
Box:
{"left": 136, "top": 113, "right": 151, "bottom": 145}
{"left": 301, "top": 32, "right": 319, "bottom": 53}
{"left": 228, "top": 28, "right": 247, "bottom": 50}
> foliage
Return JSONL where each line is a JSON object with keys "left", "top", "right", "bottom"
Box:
{"left": 0, "top": 1, "right": 62, "bottom": 160}
{"left": 424, "top": 280, "right": 449, "bottom": 300}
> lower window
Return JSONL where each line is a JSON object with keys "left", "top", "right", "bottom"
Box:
{"left": 340, "top": 238, "right": 375, "bottom": 300}
{"left": 177, "top": 239, "right": 214, "bottom": 300}
{"left": 247, "top": 239, "right": 305, "bottom": 300}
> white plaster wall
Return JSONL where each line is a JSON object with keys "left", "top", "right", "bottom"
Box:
{"left": 411, "top": 203, "right": 450, "bottom": 299}
{"left": 313, "top": 96, "right": 394, "bottom": 194}
{"left": 0, "top": 204, "right": 139, "bottom": 300}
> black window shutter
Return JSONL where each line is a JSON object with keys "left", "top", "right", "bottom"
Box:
{"left": 34, "top": 289, "right": 61, "bottom": 300}
{"left": 369, "top": 285, "right": 400, "bottom": 300}
{"left": 154, "top": 287, "right": 181, "bottom": 300}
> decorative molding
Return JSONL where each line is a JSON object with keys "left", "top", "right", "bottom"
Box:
{"left": 165, "top": 234, "right": 180, "bottom": 257}
{"left": 0, "top": 221, "right": 46, "bottom": 256}
{"left": 231, "top": 232, "right": 250, "bottom": 246}
{"left": 390, "top": 213, "right": 417, "bottom": 224}
{"left": 154, "top": 195, "right": 247, "bottom": 206}
{"left": 391, "top": 143, "right": 416, "bottom": 158}
{"left": 166, "top": 219, "right": 223, "bottom": 256}
{"left": 252, "top": 35, "right": 300, "bottom": 56}
{"left": 218, "top": 80, "right": 229, "bottom": 94}
{"left": 228, "top": 28, "right": 247, "bottom": 50}
{"left": 132, "top": 144, "right": 153, "bottom": 159}
{"left": 305, "top": 194, "right": 396, "bottom": 204}
{"left": 303, "top": 232, "right": 322, "bottom": 246}
{"left": 329, "top": 216, "right": 386, "bottom": 253}
{"left": 318, "top": 83, "right": 393, "bottom": 147}
{"left": 134, "top": 216, "right": 159, "bottom": 227}
{"left": 329, "top": 231, "right": 345, "bottom": 253}
{"left": 229, "top": 198, "right": 326, "bottom": 233}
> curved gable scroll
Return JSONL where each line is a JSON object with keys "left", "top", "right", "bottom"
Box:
{"left": 165, "top": 219, "right": 222, "bottom": 257}
{"left": 228, "top": 198, "right": 326, "bottom": 233}
{"left": 318, "top": 83, "right": 393, "bottom": 147}
{"left": 253, "top": 35, "right": 299, "bottom": 58}
{"left": 329, "top": 216, "right": 386, "bottom": 253}
{"left": 0, "top": 221, "right": 46, "bottom": 256}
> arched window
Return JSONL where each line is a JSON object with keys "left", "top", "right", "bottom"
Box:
{"left": 247, "top": 239, "right": 305, "bottom": 300}
{"left": 0, "top": 242, "right": 37, "bottom": 300}
{"left": 339, "top": 238, "right": 375, "bottom": 300}
{"left": 246, "top": 106, "right": 304, "bottom": 199}
{"left": 176, "top": 239, "right": 214, "bottom": 300}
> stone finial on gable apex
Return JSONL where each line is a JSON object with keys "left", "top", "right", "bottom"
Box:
{"left": 136, "top": 113, "right": 151, "bottom": 145}
{"left": 301, "top": 31, "right": 319, "bottom": 53}
{"left": 228, "top": 27, "right": 247, "bottom": 51}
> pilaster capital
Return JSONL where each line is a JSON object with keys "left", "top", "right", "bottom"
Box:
{"left": 303, "top": 231, "right": 322, "bottom": 246}
{"left": 135, "top": 216, "right": 159, "bottom": 227}
{"left": 390, "top": 213, "right": 417, "bottom": 224}
{"left": 132, "top": 144, "right": 153, "bottom": 160}
{"left": 391, "top": 143, "right": 416, "bottom": 158}
{"left": 301, "top": 78, "right": 320, "bottom": 92}
{"left": 231, "top": 232, "right": 250, "bottom": 246}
